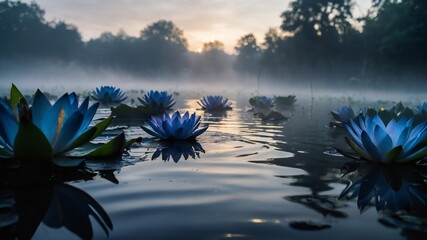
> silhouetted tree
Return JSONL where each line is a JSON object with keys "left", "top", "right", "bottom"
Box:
{"left": 138, "top": 20, "right": 189, "bottom": 75}
{"left": 191, "top": 40, "right": 233, "bottom": 76}
{"left": 2, "top": 0, "right": 427, "bottom": 84}
{"left": 259, "top": 28, "right": 286, "bottom": 77}
{"left": 234, "top": 33, "right": 260, "bottom": 74}
{"left": 0, "top": 0, "right": 83, "bottom": 60}
{"left": 279, "top": 0, "right": 355, "bottom": 80}
{"left": 362, "top": 0, "right": 427, "bottom": 80}
{"left": 84, "top": 31, "right": 140, "bottom": 72}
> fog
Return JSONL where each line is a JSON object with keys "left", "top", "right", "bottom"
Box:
{"left": 2, "top": 58, "right": 426, "bottom": 105}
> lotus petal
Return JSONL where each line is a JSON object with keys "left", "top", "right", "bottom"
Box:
{"left": 343, "top": 113, "right": 427, "bottom": 163}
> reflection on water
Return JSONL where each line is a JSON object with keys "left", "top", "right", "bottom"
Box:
{"left": 151, "top": 140, "right": 205, "bottom": 162}
{"left": 340, "top": 162, "right": 427, "bottom": 213}
{"left": 2, "top": 95, "right": 427, "bottom": 239}
{"left": 0, "top": 163, "right": 114, "bottom": 239}
{"left": 340, "top": 162, "right": 427, "bottom": 237}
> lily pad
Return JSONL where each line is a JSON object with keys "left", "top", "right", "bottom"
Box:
{"left": 111, "top": 104, "right": 151, "bottom": 119}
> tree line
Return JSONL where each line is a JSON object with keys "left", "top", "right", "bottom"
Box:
{"left": 1, "top": 0, "right": 426, "bottom": 85}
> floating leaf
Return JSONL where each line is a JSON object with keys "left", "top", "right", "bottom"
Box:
{"left": 85, "top": 132, "right": 126, "bottom": 158}
{"left": 111, "top": 104, "right": 150, "bottom": 119}
{"left": 63, "top": 128, "right": 97, "bottom": 153}
{"left": 92, "top": 117, "right": 114, "bottom": 140}
{"left": 124, "top": 137, "right": 142, "bottom": 149}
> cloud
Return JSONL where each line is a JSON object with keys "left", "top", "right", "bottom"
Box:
{"left": 23, "top": 0, "right": 285, "bottom": 53}
{"left": 22, "top": 0, "right": 369, "bottom": 53}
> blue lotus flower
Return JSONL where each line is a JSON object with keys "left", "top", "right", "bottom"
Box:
{"left": 249, "top": 96, "right": 274, "bottom": 109}
{"left": 274, "top": 95, "right": 296, "bottom": 107}
{"left": 138, "top": 91, "right": 175, "bottom": 114}
{"left": 198, "top": 95, "right": 232, "bottom": 111}
{"left": 141, "top": 111, "right": 208, "bottom": 140}
{"left": 331, "top": 106, "right": 355, "bottom": 124}
{"left": 90, "top": 86, "right": 127, "bottom": 105}
{"left": 343, "top": 114, "right": 427, "bottom": 163}
{"left": 0, "top": 89, "right": 101, "bottom": 159}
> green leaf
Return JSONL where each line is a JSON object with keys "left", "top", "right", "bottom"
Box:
{"left": 92, "top": 117, "right": 113, "bottom": 140}
{"left": 14, "top": 117, "right": 53, "bottom": 161}
{"left": 125, "top": 137, "right": 142, "bottom": 149}
{"left": 63, "top": 127, "right": 97, "bottom": 153}
{"left": 64, "top": 133, "right": 139, "bottom": 159}
{"left": 85, "top": 132, "right": 126, "bottom": 158}
{"left": 110, "top": 104, "right": 149, "bottom": 119}
{"left": 62, "top": 117, "right": 113, "bottom": 153}
{"left": 63, "top": 143, "right": 100, "bottom": 158}
{"left": 10, "top": 84, "right": 27, "bottom": 108}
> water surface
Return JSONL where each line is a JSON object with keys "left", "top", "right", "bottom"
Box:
{"left": 2, "top": 94, "right": 426, "bottom": 240}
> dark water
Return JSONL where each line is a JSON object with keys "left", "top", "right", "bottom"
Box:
{"left": 1, "top": 94, "right": 427, "bottom": 240}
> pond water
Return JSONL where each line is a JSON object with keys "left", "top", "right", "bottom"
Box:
{"left": 1, "top": 93, "right": 427, "bottom": 240}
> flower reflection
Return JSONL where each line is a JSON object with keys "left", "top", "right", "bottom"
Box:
{"left": 339, "top": 163, "right": 427, "bottom": 213}
{"left": 203, "top": 111, "right": 228, "bottom": 122}
{"left": 151, "top": 141, "right": 205, "bottom": 162}
{"left": 0, "top": 163, "right": 115, "bottom": 239}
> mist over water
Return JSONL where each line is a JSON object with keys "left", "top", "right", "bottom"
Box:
{"left": 2, "top": 1, "right": 427, "bottom": 239}
{"left": 1, "top": 59, "right": 425, "bottom": 106}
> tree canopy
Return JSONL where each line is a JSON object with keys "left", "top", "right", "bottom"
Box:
{"left": 1, "top": 0, "right": 427, "bottom": 85}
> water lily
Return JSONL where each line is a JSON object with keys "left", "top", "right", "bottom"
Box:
{"left": 138, "top": 90, "right": 175, "bottom": 114}
{"left": 343, "top": 114, "right": 427, "bottom": 163}
{"left": 198, "top": 95, "right": 232, "bottom": 111}
{"left": 274, "top": 95, "right": 296, "bottom": 107}
{"left": 141, "top": 111, "right": 208, "bottom": 140}
{"left": 331, "top": 105, "right": 355, "bottom": 124}
{"left": 249, "top": 96, "right": 274, "bottom": 109}
{"left": 0, "top": 85, "right": 113, "bottom": 161}
{"left": 90, "top": 86, "right": 127, "bottom": 105}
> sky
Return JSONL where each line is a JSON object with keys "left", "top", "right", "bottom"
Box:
{"left": 23, "top": 0, "right": 372, "bottom": 54}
